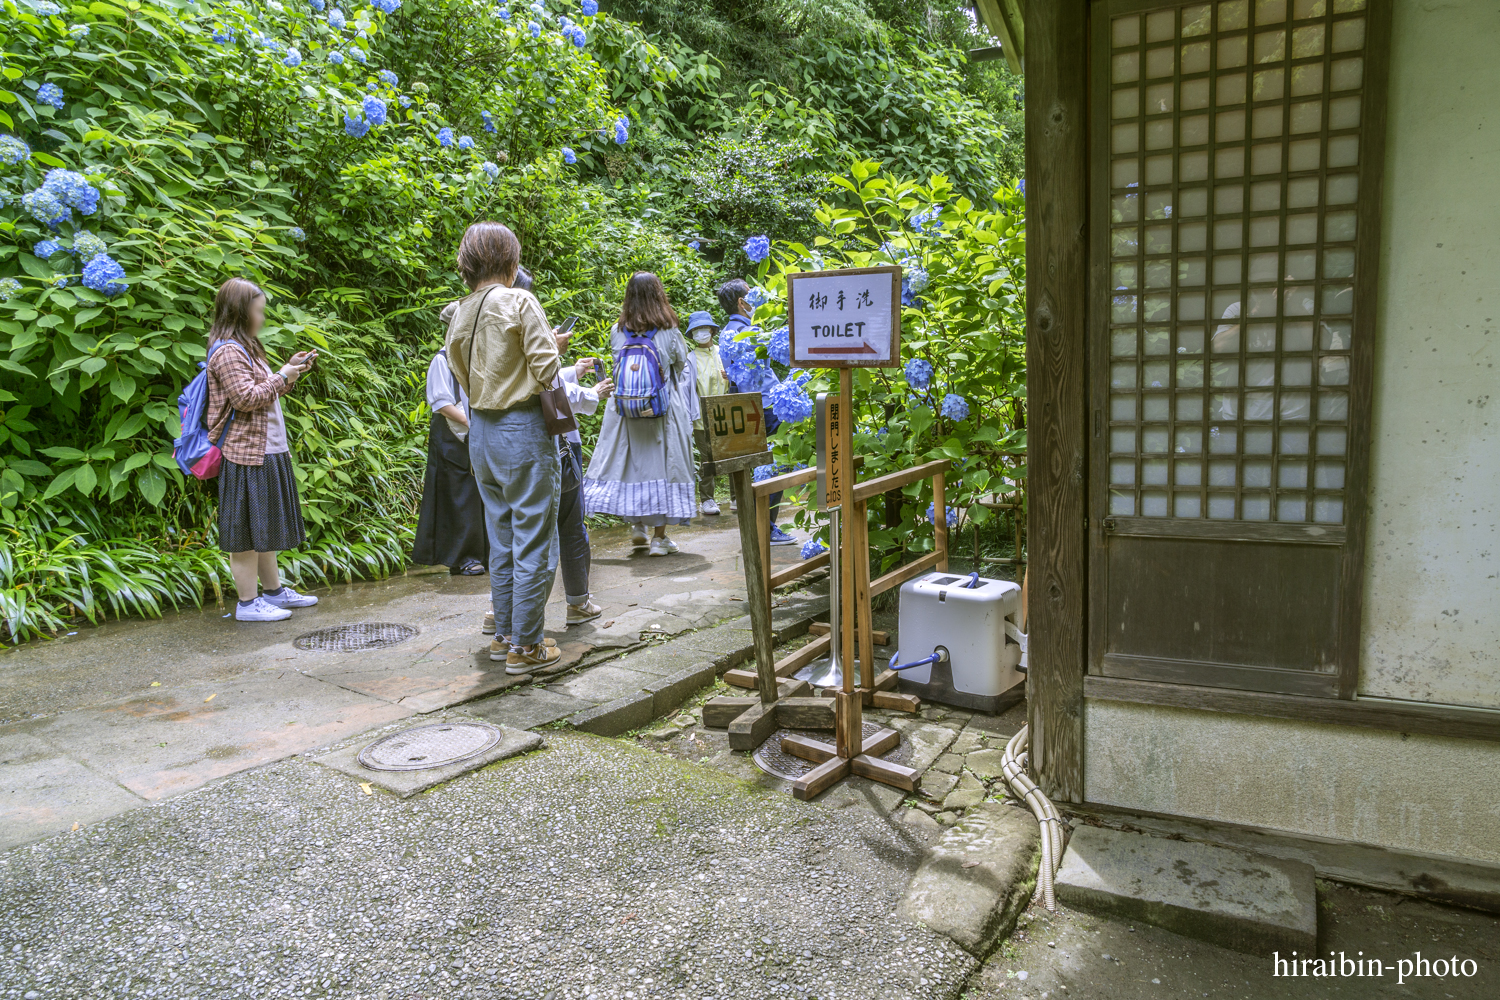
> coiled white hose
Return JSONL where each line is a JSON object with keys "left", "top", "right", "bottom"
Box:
{"left": 1001, "top": 723, "right": 1066, "bottom": 911}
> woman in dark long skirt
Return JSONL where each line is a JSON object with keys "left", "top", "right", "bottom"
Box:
{"left": 412, "top": 346, "right": 488, "bottom": 574}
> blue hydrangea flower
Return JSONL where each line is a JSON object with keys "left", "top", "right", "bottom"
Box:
{"left": 528, "top": 20, "right": 540, "bottom": 37}
{"left": 560, "top": 146, "right": 576, "bottom": 164}
{"left": 343, "top": 113, "right": 370, "bottom": 138}
{"left": 767, "top": 380, "right": 814, "bottom": 424}
{"left": 212, "top": 26, "right": 235, "bottom": 45}
{"left": 940, "top": 393, "right": 970, "bottom": 421}
{"left": 482, "top": 161, "right": 499, "bottom": 179}
{"left": 926, "top": 503, "right": 959, "bottom": 528}
{"left": 0, "top": 135, "right": 30, "bottom": 166}
{"left": 767, "top": 328, "right": 790, "bottom": 366}
{"left": 82, "top": 254, "right": 127, "bottom": 296}
{"left": 752, "top": 464, "right": 777, "bottom": 484}
{"left": 327, "top": 8, "right": 347, "bottom": 28}
{"left": 563, "top": 24, "right": 586, "bottom": 47}
{"left": 309, "top": 0, "right": 325, "bottom": 10}
{"left": 0, "top": 278, "right": 20, "bottom": 302}
{"left": 283, "top": 48, "right": 303, "bottom": 67}
{"left": 910, "top": 206, "right": 943, "bottom": 233}
{"left": 437, "top": 127, "right": 454, "bottom": 147}
{"left": 905, "top": 264, "right": 930, "bottom": 294}
{"left": 687, "top": 239, "right": 700, "bottom": 250}
{"left": 288, "top": 226, "right": 307, "bottom": 241}
{"left": 328, "top": 50, "right": 345, "bottom": 65}
{"left": 30, "top": 0, "right": 61, "bottom": 14}
{"left": 557, "top": 14, "right": 572, "bottom": 27}
{"left": 398, "top": 95, "right": 412, "bottom": 108}
{"left": 482, "top": 110, "right": 496, "bottom": 133}
{"left": 362, "top": 96, "right": 387, "bottom": 126}
{"left": 613, "top": 117, "right": 629, "bottom": 144}
{"left": 743, "top": 235, "right": 770, "bottom": 263}
{"left": 546, "top": 96, "right": 556, "bottom": 106}
{"left": 378, "top": 69, "right": 398, "bottom": 87}
{"left": 581, "top": 0, "right": 598, "bottom": 14}
{"left": 370, "top": 0, "right": 402, "bottom": 12}
{"left": 52, "top": 275, "right": 69, "bottom": 288}
{"left": 33, "top": 239, "right": 64, "bottom": 259}
{"left": 745, "top": 286, "right": 769, "bottom": 309}
{"left": 903, "top": 358, "right": 933, "bottom": 389}
{"left": 22, "top": 188, "right": 70, "bottom": 229}
{"left": 253, "top": 32, "right": 284, "bottom": 52}
{"left": 800, "top": 539, "right": 826, "bottom": 559}
{"left": 1017, "top": 178, "right": 1026, "bottom": 196}
{"left": 496, "top": 6, "right": 510, "bottom": 20}
{"left": 40, "top": 169, "right": 99, "bottom": 216}
{"left": 72, "top": 230, "right": 107, "bottom": 261}
{"left": 351, "top": 46, "right": 367, "bottom": 63}
{"left": 68, "top": 23, "right": 89, "bottom": 37}
{"left": 457, "top": 135, "right": 475, "bottom": 149}
{"left": 36, "top": 83, "right": 65, "bottom": 110}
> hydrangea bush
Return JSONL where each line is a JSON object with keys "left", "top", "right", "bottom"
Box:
{"left": 741, "top": 160, "right": 1026, "bottom": 569}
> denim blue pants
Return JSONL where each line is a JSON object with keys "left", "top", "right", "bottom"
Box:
{"left": 469, "top": 400, "right": 559, "bottom": 647}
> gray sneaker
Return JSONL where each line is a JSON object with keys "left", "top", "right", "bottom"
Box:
{"left": 261, "top": 586, "right": 318, "bottom": 608}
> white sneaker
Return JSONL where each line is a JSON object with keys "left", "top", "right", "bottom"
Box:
{"left": 729, "top": 499, "right": 738, "bottom": 512}
{"left": 235, "top": 596, "right": 292, "bottom": 622}
{"left": 631, "top": 524, "right": 649, "bottom": 547}
{"left": 649, "top": 536, "right": 678, "bottom": 556}
{"left": 261, "top": 586, "right": 318, "bottom": 608}
{"left": 700, "top": 499, "right": 721, "bottom": 516}
{"left": 482, "top": 611, "right": 496, "bottom": 634}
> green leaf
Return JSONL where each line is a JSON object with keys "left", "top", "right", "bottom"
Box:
{"left": 39, "top": 446, "right": 87, "bottom": 460}
{"left": 73, "top": 463, "right": 97, "bottom": 496}
{"left": 42, "top": 466, "right": 78, "bottom": 499}
{"left": 110, "top": 374, "right": 137, "bottom": 401}
{"left": 136, "top": 465, "right": 166, "bottom": 506}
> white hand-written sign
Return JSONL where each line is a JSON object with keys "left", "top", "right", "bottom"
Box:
{"left": 786, "top": 265, "right": 901, "bottom": 368}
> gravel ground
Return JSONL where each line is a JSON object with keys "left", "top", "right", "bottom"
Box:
{"left": 0, "top": 731, "right": 976, "bottom": 1000}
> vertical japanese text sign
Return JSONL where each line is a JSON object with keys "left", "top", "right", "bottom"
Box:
{"left": 700, "top": 392, "right": 767, "bottom": 462}
{"left": 786, "top": 266, "right": 902, "bottom": 369}
{"left": 815, "top": 393, "right": 842, "bottom": 511}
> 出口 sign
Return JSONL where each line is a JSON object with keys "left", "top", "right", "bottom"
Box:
{"left": 700, "top": 392, "right": 767, "bottom": 462}
{"left": 786, "top": 266, "right": 901, "bottom": 368}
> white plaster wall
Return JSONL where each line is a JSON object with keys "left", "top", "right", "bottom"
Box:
{"left": 1361, "top": 0, "right": 1500, "bottom": 708}
{"left": 1085, "top": 700, "right": 1500, "bottom": 865}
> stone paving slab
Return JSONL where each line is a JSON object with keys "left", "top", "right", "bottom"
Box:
{"left": 0, "top": 731, "right": 145, "bottom": 851}
{"left": 1055, "top": 824, "right": 1318, "bottom": 956}
{"left": 464, "top": 687, "right": 592, "bottom": 731}
{"left": 314, "top": 718, "right": 543, "bottom": 798}
{"left": 16, "top": 671, "right": 413, "bottom": 802}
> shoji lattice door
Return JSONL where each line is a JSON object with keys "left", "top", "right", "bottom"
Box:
{"left": 1088, "top": 0, "right": 1386, "bottom": 696}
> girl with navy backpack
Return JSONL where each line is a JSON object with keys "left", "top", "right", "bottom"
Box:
{"left": 581, "top": 272, "right": 695, "bottom": 556}
{"left": 203, "top": 278, "right": 319, "bottom": 622}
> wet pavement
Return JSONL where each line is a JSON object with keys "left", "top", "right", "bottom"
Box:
{"left": 0, "top": 514, "right": 804, "bottom": 851}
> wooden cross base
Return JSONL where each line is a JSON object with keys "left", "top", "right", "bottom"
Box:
{"left": 702, "top": 678, "right": 837, "bottom": 751}
{"left": 780, "top": 692, "right": 919, "bottom": 800}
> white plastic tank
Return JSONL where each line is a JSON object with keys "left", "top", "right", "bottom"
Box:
{"left": 896, "top": 571, "right": 1024, "bottom": 712}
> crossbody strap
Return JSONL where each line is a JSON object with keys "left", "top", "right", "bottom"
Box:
{"left": 464, "top": 287, "right": 500, "bottom": 391}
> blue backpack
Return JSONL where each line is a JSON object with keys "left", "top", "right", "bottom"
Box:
{"left": 172, "top": 340, "right": 246, "bottom": 480}
{"left": 613, "top": 328, "right": 672, "bottom": 419}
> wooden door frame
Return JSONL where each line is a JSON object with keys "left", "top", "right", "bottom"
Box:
{"left": 1024, "top": 0, "right": 1091, "bottom": 803}
{"left": 1024, "top": 0, "right": 1499, "bottom": 786}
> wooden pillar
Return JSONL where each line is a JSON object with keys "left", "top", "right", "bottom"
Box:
{"left": 1024, "top": 0, "right": 1088, "bottom": 803}
{"left": 731, "top": 467, "right": 779, "bottom": 705}
{"left": 933, "top": 471, "right": 948, "bottom": 573}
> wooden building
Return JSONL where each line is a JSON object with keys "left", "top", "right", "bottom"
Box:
{"left": 1020, "top": 0, "right": 1499, "bottom": 904}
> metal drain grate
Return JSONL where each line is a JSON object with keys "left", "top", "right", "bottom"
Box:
{"left": 293, "top": 622, "right": 417, "bottom": 652}
{"left": 753, "top": 721, "right": 915, "bottom": 781}
{"left": 358, "top": 722, "right": 503, "bottom": 772}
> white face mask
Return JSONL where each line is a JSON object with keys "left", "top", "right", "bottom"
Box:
{"left": 692, "top": 328, "right": 714, "bottom": 345}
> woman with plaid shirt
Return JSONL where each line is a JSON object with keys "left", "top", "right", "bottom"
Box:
{"left": 204, "top": 278, "right": 319, "bottom": 622}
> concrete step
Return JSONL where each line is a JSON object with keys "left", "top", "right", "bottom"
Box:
{"left": 1055, "top": 825, "right": 1317, "bottom": 956}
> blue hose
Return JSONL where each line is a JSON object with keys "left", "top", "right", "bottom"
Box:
{"left": 963, "top": 571, "right": 981, "bottom": 588}
{"left": 888, "top": 650, "right": 943, "bottom": 672}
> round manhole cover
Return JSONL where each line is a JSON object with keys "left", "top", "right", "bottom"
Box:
{"left": 753, "top": 721, "right": 914, "bottom": 781}
{"left": 358, "top": 722, "right": 504, "bottom": 772}
{"left": 293, "top": 622, "right": 418, "bottom": 652}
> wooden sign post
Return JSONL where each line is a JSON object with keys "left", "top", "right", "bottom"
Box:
{"left": 775, "top": 267, "right": 920, "bottom": 800}
{"left": 698, "top": 392, "right": 835, "bottom": 750}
